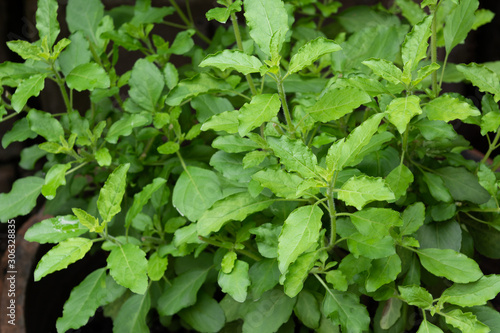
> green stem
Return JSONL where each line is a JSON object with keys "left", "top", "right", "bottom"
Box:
{"left": 51, "top": 64, "right": 72, "bottom": 113}
{"left": 199, "top": 236, "right": 262, "bottom": 261}
{"left": 430, "top": 6, "right": 439, "bottom": 98}
{"left": 168, "top": 0, "right": 211, "bottom": 44}
{"left": 276, "top": 70, "right": 294, "bottom": 133}
{"left": 0, "top": 112, "right": 20, "bottom": 123}
{"left": 327, "top": 175, "right": 337, "bottom": 248}
{"left": 139, "top": 137, "right": 156, "bottom": 161}
{"left": 313, "top": 273, "right": 336, "bottom": 299}
{"left": 438, "top": 52, "right": 449, "bottom": 93}
{"left": 66, "top": 161, "right": 89, "bottom": 175}
{"left": 481, "top": 129, "right": 500, "bottom": 164}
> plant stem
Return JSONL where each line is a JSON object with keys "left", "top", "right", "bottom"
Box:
{"left": 327, "top": 175, "right": 337, "bottom": 248}
{"left": 482, "top": 129, "right": 500, "bottom": 164}
{"left": 430, "top": 6, "right": 439, "bottom": 98}
{"left": 0, "top": 112, "right": 19, "bottom": 123}
{"left": 168, "top": 0, "right": 211, "bottom": 44}
{"left": 276, "top": 70, "right": 294, "bottom": 133}
{"left": 199, "top": 236, "right": 262, "bottom": 261}
{"left": 51, "top": 63, "right": 72, "bottom": 113}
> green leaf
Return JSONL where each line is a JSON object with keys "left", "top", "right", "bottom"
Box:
{"left": 238, "top": 94, "right": 281, "bottom": 136}
{"left": 197, "top": 192, "right": 274, "bottom": 236}
{"left": 201, "top": 110, "right": 239, "bottom": 133}
{"left": 435, "top": 167, "right": 490, "bottom": 204}
{"left": 366, "top": 254, "right": 401, "bottom": 292}
{"left": 386, "top": 95, "right": 422, "bottom": 134}
{"left": 221, "top": 251, "right": 237, "bottom": 274}
{"left": 481, "top": 110, "right": 500, "bottom": 135}
{"left": 172, "top": 166, "right": 223, "bottom": 222}
{"left": 206, "top": 1, "right": 242, "bottom": 23}
{"left": 2, "top": 118, "right": 37, "bottom": 148}
{"left": 295, "top": 290, "right": 321, "bottom": 329}
{"left": 278, "top": 205, "right": 323, "bottom": 273}
{"left": 252, "top": 169, "right": 304, "bottom": 199}
{"left": 105, "top": 113, "right": 150, "bottom": 144}
{"left": 351, "top": 208, "right": 402, "bottom": 237}
{"left": 401, "top": 202, "right": 425, "bottom": 236}
{"left": 307, "top": 87, "right": 371, "bottom": 123}
{"left": 424, "top": 94, "right": 480, "bottom": 122}
{"left": 34, "top": 237, "right": 92, "bottom": 281}
{"left": 129, "top": 58, "right": 164, "bottom": 111}
{"left": 113, "top": 292, "right": 151, "bottom": 333}
{"left": 27, "top": 109, "right": 64, "bottom": 142}
{"left": 164, "top": 62, "right": 178, "bottom": 89}
{"left": 42, "top": 163, "right": 71, "bottom": 200}
{"left": 396, "top": 0, "right": 426, "bottom": 26}
{"left": 466, "top": 306, "right": 500, "bottom": 332}
{"left": 417, "top": 320, "right": 444, "bottom": 333}
{"left": 287, "top": 37, "right": 341, "bottom": 75}
{"left": 107, "top": 243, "right": 148, "bottom": 294}
{"left": 422, "top": 171, "right": 453, "bottom": 203}
{"left": 443, "top": 309, "right": 490, "bottom": 333}
{"left": 97, "top": 164, "right": 130, "bottom": 223}
{"left": 440, "top": 275, "right": 500, "bottom": 307}
{"left": 416, "top": 220, "right": 462, "bottom": 251}
{"left": 167, "top": 29, "right": 195, "bottom": 55}
{"left": 157, "top": 268, "right": 209, "bottom": 316}
{"left": 192, "top": 94, "right": 233, "bottom": 123}
{"left": 36, "top": 0, "right": 60, "bottom": 47}
{"left": 323, "top": 289, "right": 370, "bottom": 333}
{"left": 212, "top": 135, "right": 259, "bottom": 153}
{"left": 66, "top": 0, "right": 104, "bottom": 46}
{"left": 268, "top": 136, "right": 318, "bottom": 179}
{"left": 325, "top": 270, "right": 348, "bottom": 292}
{"left": 66, "top": 63, "right": 110, "bottom": 91}
{"left": 165, "top": 73, "right": 232, "bottom": 106}
{"left": 0, "top": 176, "right": 44, "bottom": 221}
{"left": 401, "top": 15, "right": 432, "bottom": 73}
{"left": 338, "top": 175, "right": 395, "bottom": 210}
{"left": 283, "top": 251, "right": 317, "bottom": 297}
{"left": 250, "top": 223, "right": 281, "bottom": 259}
{"left": 179, "top": 292, "right": 225, "bottom": 333}
{"left": 249, "top": 259, "right": 280, "bottom": 299}
{"left": 415, "top": 119, "right": 457, "bottom": 140}
{"left": 326, "top": 113, "right": 385, "bottom": 173}
{"left": 444, "top": 0, "right": 479, "bottom": 54}
{"left": 379, "top": 297, "right": 403, "bottom": 330}
{"left": 218, "top": 260, "right": 250, "bottom": 302}
{"left": 243, "top": 0, "right": 289, "bottom": 57}
{"left": 386, "top": 164, "right": 414, "bottom": 200}
{"left": 95, "top": 147, "right": 111, "bottom": 166}
{"left": 72, "top": 208, "right": 100, "bottom": 232}
{"left": 200, "top": 50, "right": 263, "bottom": 75}
{"left": 242, "top": 288, "right": 296, "bottom": 333}
{"left": 457, "top": 63, "right": 500, "bottom": 102}
{"left": 413, "top": 62, "right": 441, "bottom": 86}
{"left": 56, "top": 268, "right": 107, "bottom": 332}
{"left": 6, "top": 40, "right": 42, "bottom": 61}
{"left": 347, "top": 234, "right": 396, "bottom": 259}
{"left": 11, "top": 74, "right": 47, "bottom": 112}
{"left": 472, "top": 9, "right": 495, "bottom": 30}
{"left": 398, "top": 285, "right": 434, "bottom": 309}
{"left": 362, "top": 58, "right": 403, "bottom": 85}
{"left": 59, "top": 32, "right": 92, "bottom": 76}
{"left": 24, "top": 215, "right": 87, "bottom": 243}
{"left": 147, "top": 252, "right": 168, "bottom": 281}
{"left": 125, "top": 177, "right": 166, "bottom": 228}
{"left": 416, "top": 248, "right": 483, "bottom": 283}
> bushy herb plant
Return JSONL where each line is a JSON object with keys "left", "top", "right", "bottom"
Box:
{"left": 1, "top": 0, "right": 500, "bottom": 331}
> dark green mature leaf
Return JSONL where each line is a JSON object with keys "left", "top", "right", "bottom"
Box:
{"left": 422, "top": 171, "right": 453, "bottom": 203}
{"left": 416, "top": 220, "right": 462, "bottom": 251}
{"left": 243, "top": 0, "right": 288, "bottom": 57}
{"left": 42, "top": 163, "right": 71, "bottom": 200}
{"left": 323, "top": 289, "right": 370, "bottom": 333}
{"left": 378, "top": 297, "right": 403, "bottom": 330}
{"left": 287, "top": 37, "right": 341, "bottom": 75}
{"left": 129, "top": 59, "right": 164, "bottom": 112}
{"left": 200, "top": 50, "right": 263, "bottom": 75}
{"left": 179, "top": 292, "right": 225, "bottom": 333}
{"left": 158, "top": 268, "right": 210, "bottom": 316}
{"left": 197, "top": 192, "right": 274, "bottom": 236}
{"left": 295, "top": 290, "right": 321, "bottom": 329}
{"left": 443, "top": 308, "right": 489, "bottom": 333}
{"left": 396, "top": 0, "right": 426, "bottom": 25}
{"left": 386, "top": 95, "right": 422, "bottom": 133}
{"left": 401, "top": 15, "right": 432, "bottom": 73}
{"left": 242, "top": 288, "right": 296, "bottom": 333}
{"left": 107, "top": 243, "right": 148, "bottom": 294}
{"left": 238, "top": 94, "right": 281, "bottom": 136}
{"left": 97, "top": 164, "right": 130, "bottom": 223}
{"left": 283, "top": 251, "right": 317, "bottom": 297}
{"left": 338, "top": 175, "right": 395, "bottom": 210}
{"left": 417, "top": 320, "right": 444, "bottom": 333}
{"left": 400, "top": 202, "right": 425, "bottom": 236}
{"left": 366, "top": 254, "right": 401, "bottom": 292}
{"left": 66, "top": 0, "right": 104, "bottom": 46}
{"left": 467, "top": 306, "right": 500, "bottom": 332}
{"left": 192, "top": 94, "right": 233, "bottom": 122}
{"left": 34, "top": 237, "right": 92, "bottom": 281}
{"left": 212, "top": 135, "right": 259, "bottom": 153}
{"left": 268, "top": 136, "right": 318, "bottom": 179}
{"left": 351, "top": 208, "right": 402, "bottom": 237}
{"left": 25, "top": 215, "right": 87, "bottom": 243}
{"left": 440, "top": 275, "right": 500, "bottom": 307}
{"left": 416, "top": 248, "right": 483, "bottom": 283}
{"left": 435, "top": 167, "right": 490, "bottom": 204}
{"left": 249, "top": 259, "right": 280, "bottom": 299}
{"left": 113, "top": 292, "right": 151, "bottom": 333}
{"left": 56, "top": 268, "right": 107, "bottom": 332}
{"left": 250, "top": 223, "right": 280, "bottom": 259}
{"left": 27, "top": 109, "right": 64, "bottom": 142}
{"left": 125, "top": 178, "right": 166, "bottom": 228}
{"left": 307, "top": 87, "right": 371, "bottom": 123}
{"left": 398, "top": 285, "right": 434, "bottom": 309}
{"left": 11, "top": 74, "right": 47, "bottom": 112}
{"left": 252, "top": 168, "right": 304, "bottom": 199}
{"left": 2, "top": 118, "right": 37, "bottom": 148}
{"left": 66, "top": 63, "right": 110, "bottom": 91}
{"left": 105, "top": 113, "right": 151, "bottom": 143}
{"left": 386, "top": 164, "right": 414, "bottom": 200}
{"left": 36, "top": 0, "right": 60, "bottom": 47}
{"left": 347, "top": 234, "right": 396, "bottom": 259}
{"left": 278, "top": 205, "right": 323, "bottom": 273}
{"left": 172, "top": 166, "right": 223, "bottom": 222}
{"left": 444, "top": 0, "right": 479, "bottom": 54}
{"left": 59, "top": 32, "right": 92, "bottom": 76}
{"left": 0, "top": 176, "right": 44, "bottom": 221}
{"left": 457, "top": 63, "right": 500, "bottom": 102}
{"left": 218, "top": 260, "right": 251, "bottom": 302}
{"left": 165, "top": 73, "right": 232, "bottom": 106}
{"left": 425, "top": 94, "right": 480, "bottom": 122}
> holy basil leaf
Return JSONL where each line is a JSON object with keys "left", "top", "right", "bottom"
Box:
{"left": 457, "top": 63, "right": 500, "bottom": 102}
{"left": 386, "top": 164, "right": 414, "bottom": 200}
{"left": 0, "top": 176, "right": 44, "bottom": 221}
{"left": 107, "top": 243, "right": 148, "bottom": 294}
{"left": 444, "top": 0, "right": 479, "bottom": 54}
{"left": 386, "top": 95, "right": 422, "bottom": 134}
{"left": 351, "top": 208, "right": 402, "bottom": 237}
{"left": 268, "top": 136, "right": 319, "bottom": 179}
{"left": 422, "top": 171, "right": 453, "bottom": 203}
{"left": 105, "top": 113, "right": 151, "bottom": 144}
{"left": 362, "top": 58, "right": 403, "bottom": 85}
{"left": 323, "top": 289, "right": 370, "bottom": 333}
{"left": 212, "top": 135, "right": 259, "bottom": 153}
{"left": 218, "top": 260, "right": 251, "bottom": 302}
{"left": 24, "top": 215, "right": 87, "bottom": 243}
{"left": 435, "top": 167, "right": 490, "bottom": 204}
{"left": 283, "top": 251, "right": 317, "bottom": 298}
{"left": 2, "top": 118, "right": 37, "bottom": 148}
{"left": 443, "top": 308, "right": 489, "bottom": 333}
{"left": 129, "top": 58, "right": 164, "bottom": 112}
{"left": 440, "top": 275, "right": 500, "bottom": 307}
{"left": 366, "top": 254, "right": 402, "bottom": 292}
{"left": 398, "top": 285, "right": 434, "bottom": 309}
{"left": 295, "top": 290, "right": 321, "bottom": 329}
{"left": 424, "top": 94, "right": 480, "bottom": 122}
{"left": 201, "top": 110, "right": 239, "bottom": 134}
{"left": 42, "top": 163, "right": 71, "bottom": 200}
{"left": 96, "top": 164, "right": 129, "bottom": 223}
{"left": 27, "top": 109, "right": 64, "bottom": 142}
{"left": 66, "top": 0, "right": 104, "bottom": 46}
{"left": 416, "top": 220, "right": 462, "bottom": 251}
{"left": 178, "top": 292, "right": 225, "bottom": 333}
{"left": 287, "top": 37, "right": 341, "bottom": 75}
{"left": 165, "top": 73, "right": 232, "bottom": 106}
{"left": 400, "top": 202, "right": 425, "bottom": 236}
{"left": 416, "top": 320, "right": 444, "bottom": 333}
{"left": 238, "top": 94, "right": 281, "bottom": 136}
{"left": 59, "top": 32, "right": 92, "bottom": 76}
{"left": 252, "top": 168, "right": 304, "bottom": 199}
{"left": 66, "top": 63, "right": 110, "bottom": 91}
{"left": 34, "top": 237, "right": 93, "bottom": 281}
{"left": 11, "top": 74, "right": 47, "bottom": 112}
{"left": 125, "top": 177, "right": 166, "bottom": 228}
{"left": 249, "top": 259, "right": 280, "bottom": 299}
{"left": 347, "top": 233, "right": 396, "bottom": 259}
{"left": 113, "top": 292, "right": 151, "bottom": 333}
{"left": 36, "top": 0, "right": 60, "bottom": 47}
{"left": 401, "top": 15, "right": 432, "bottom": 73}
{"left": 72, "top": 208, "right": 100, "bottom": 232}
{"left": 200, "top": 50, "right": 263, "bottom": 75}
{"left": 337, "top": 175, "right": 395, "bottom": 210}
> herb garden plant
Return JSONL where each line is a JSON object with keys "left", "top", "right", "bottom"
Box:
{"left": 2, "top": 0, "right": 500, "bottom": 331}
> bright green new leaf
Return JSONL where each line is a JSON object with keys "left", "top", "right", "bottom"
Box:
{"left": 11, "top": 74, "right": 47, "bottom": 112}
{"left": 478, "top": 163, "right": 497, "bottom": 196}
{"left": 0, "top": 176, "right": 44, "bottom": 221}
{"left": 440, "top": 274, "right": 500, "bottom": 307}
{"left": 268, "top": 136, "right": 318, "bottom": 179}
{"left": 307, "top": 87, "right": 371, "bottom": 123}
{"left": 179, "top": 292, "right": 225, "bottom": 333}
{"left": 238, "top": 94, "right": 281, "bottom": 136}
{"left": 243, "top": 0, "right": 289, "bottom": 57}
{"left": 24, "top": 215, "right": 87, "bottom": 243}
{"left": 107, "top": 243, "right": 148, "bottom": 294}
{"left": 157, "top": 268, "right": 209, "bottom": 316}
{"left": 366, "top": 254, "right": 401, "bottom": 292}
{"left": 147, "top": 252, "right": 168, "bottom": 281}
{"left": 56, "top": 268, "right": 107, "bottom": 332}
{"left": 249, "top": 259, "right": 280, "bottom": 299}
{"left": 72, "top": 208, "right": 99, "bottom": 232}
{"left": 347, "top": 234, "right": 396, "bottom": 259}
{"left": 325, "top": 270, "right": 348, "bottom": 292}
{"left": 323, "top": 289, "right": 370, "bottom": 333}
{"left": 125, "top": 177, "right": 166, "bottom": 228}
{"left": 472, "top": 9, "right": 495, "bottom": 30}
{"left": 396, "top": 0, "right": 426, "bottom": 26}
{"left": 95, "top": 147, "right": 111, "bottom": 166}
{"left": 435, "top": 167, "right": 490, "bottom": 204}
{"left": 416, "top": 248, "right": 483, "bottom": 283}
{"left": 362, "top": 58, "right": 403, "bottom": 85}
{"left": 42, "top": 163, "right": 71, "bottom": 200}
{"left": 129, "top": 59, "right": 165, "bottom": 112}
{"left": 27, "top": 109, "right": 64, "bottom": 142}
{"left": 66, "top": 0, "right": 104, "bottom": 46}
{"left": 212, "top": 135, "right": 259, "bottom": 153}
{"left": 165, "top": 73, "right": 232, "bottom": 106}
{"left": 172, "top": 166, "right": 223, "bottom": 222}
{"left": 201, "top": 110, "right": 239, "bottom": 133}
{"left": 481, "top": 110, "right": 500, "bottom": 135}
{"left": 197, "top": 192, "right": 274, "bottom": 236}
{"left": 66, "top": 63, "right": 110, "bottom": 91}
{"left": 401, "top": 15, "right": 432, "bottom": 72}
{"left": 417, "top": 320, "right": 444, "bottom": 333}
{"left": 338, "top": 175, "right": 395, "bottom": 210}
{"left": 443, "top": 309, "right": 490, "bottom": 333}
{"left": 167, "top": 29, "right": 195, "bottom": 55}
{"left": 401, "top": 202, "right": 425, "bottom": 236}
{"left": 386, "top": 95, "right": 422, "bottom": 134}
{"left": 278, "top": 205, "right": 322, "bottom": 273}
{"left": 6, "top": 40, "right": 42, "bottom": 61}
{"left": 444, "top": 0, "right": 479, "bottom": 54}
{"left": 221, "top": 251, "right": 237, "bottom": 274}
{"left": 97, "top": 163, "right": 130, "bottom": 223}
{"left": 283, "top": 251, "right": 317, "bottom": 297}
{"left": 386, "top": 164, "right": 414, "bottom": 200}
{"left": 252, "top": 168, "right": 304, "bottom": 199}
{"left": 250, "top": 223, "right": 281, "bottom": 259}
{"left": 457, "top": 63, "right": 500, "bottom": 102}
{"left": 200, "top": 50, "right": 263, "bottom": 75}
{"left": 413, "top": 62, "right": 441, "bottom": 86}
{"left": 398, "top": 285, "right": 434, "bottom": 309}
{"left": 206, "top": 1, "right": 242, "bottom": 23}
{"left": 113, "top": 292, "right": 151, "bottom": 333}
{"left": 105, "top": 113, "right": 151, "bottom": 144}
{"left": 36, "top": 0, "right": 60, "bottom": 47}
{"left": 424, "top": 95, "right": 480, "bottom": 122}
{"left": 351, "top": 208, "right": 402, "bottom": 237}
{"left": 287, "top": 37, "right": 341, "bottom": 75}
{"left": 218, "top": 260, "right": 250, "bottom": 302}
{"left": 34, "top": 237, "right": 92, "bottom": 281}
{"left": 295, "top": 290, "right": 321, "bottom": 329}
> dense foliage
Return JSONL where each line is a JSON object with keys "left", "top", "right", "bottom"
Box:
{"left": 1, "top": 0, "right": 500, "bottom": 331}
